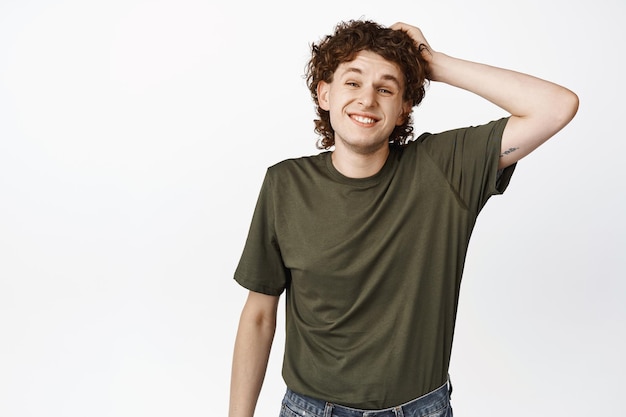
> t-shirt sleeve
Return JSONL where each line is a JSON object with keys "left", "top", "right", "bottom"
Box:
{"left": 420, "top": 117, "right": 516, "bottom": 213}
{"left": 233, "top": 169, "right": 290, "bottom": 296}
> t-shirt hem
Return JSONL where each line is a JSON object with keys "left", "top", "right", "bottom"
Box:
{"left": 233, "top": 273, "right": 284, "bottom": 296}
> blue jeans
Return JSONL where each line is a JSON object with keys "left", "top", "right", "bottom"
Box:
{"left": 280, "top": 380, "right": 453, "bottom": 417}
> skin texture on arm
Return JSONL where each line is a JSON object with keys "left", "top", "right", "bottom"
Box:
{"left": 228, "top": 291, "right": 280, "bottom": 417}
{"left": 391, "top": 22, "right": 579, "bottom": 169}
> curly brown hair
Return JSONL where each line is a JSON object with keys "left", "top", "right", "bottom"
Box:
{"left": 306, "top": 20, "right": 429, "bottom": 149}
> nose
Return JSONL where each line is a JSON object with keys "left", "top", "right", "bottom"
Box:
{"left": 358, "top": 86, "right": 376, "bottom": 107}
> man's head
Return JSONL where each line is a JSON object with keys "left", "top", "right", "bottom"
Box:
{"left": 306, "top": 20, "right": 429, "bottom": 149}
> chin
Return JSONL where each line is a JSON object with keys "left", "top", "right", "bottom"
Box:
{"left": 342, "top": 138, "right": 389, "bottom": 155}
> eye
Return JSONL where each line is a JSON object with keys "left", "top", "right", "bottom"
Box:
{"left": 378, "top": 87, "right": 394, "bottom": 95}
{"left": 346, "top": 81, "right": 359, "bottom": 87}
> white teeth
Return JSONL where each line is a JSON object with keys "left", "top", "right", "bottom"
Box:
{"left": 352, "top": 115, "right": 376, "bottom": 124}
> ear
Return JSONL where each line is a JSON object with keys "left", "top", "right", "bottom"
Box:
{"left": 317, "top": 81, "right": 330, "bottom": 111}
{"left": 396, "top": 101, "right": 412, "bottom": 125}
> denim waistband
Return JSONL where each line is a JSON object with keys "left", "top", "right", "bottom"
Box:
{"left": 282, "top": 380, "right": 452, "bottom": 417}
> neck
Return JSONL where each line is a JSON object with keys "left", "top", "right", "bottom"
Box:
{"left": 331, "top": 144, "right": 390, "bottom": 178}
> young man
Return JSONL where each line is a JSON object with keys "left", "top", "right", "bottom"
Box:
{"left": 229, "top": 20, "right": 578, "bottom": 417}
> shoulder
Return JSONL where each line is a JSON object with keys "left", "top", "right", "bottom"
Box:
{"left": 403, "top": 118, "right": 509, "bottom": 157}
{"left": 416, "top": 118, "right": 508, "bottom": 144}
{"left": 267, "top": 152, "right": 330, "bottom": 177}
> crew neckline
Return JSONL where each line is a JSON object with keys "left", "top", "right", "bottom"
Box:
{"left": 324, "top": 148, "right": 398, "bottom": 187}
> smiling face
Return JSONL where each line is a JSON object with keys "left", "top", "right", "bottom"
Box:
{"left": 317, "top": 50, "right": 411, "bottom": 156}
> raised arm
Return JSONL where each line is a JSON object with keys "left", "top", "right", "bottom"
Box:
{"left": 391, "top": 22, "right": 579, "bottom": 169}
{"left": 229, "top": 291, "right": 280, "bottom": 417}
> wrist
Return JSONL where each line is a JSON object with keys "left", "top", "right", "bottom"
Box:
{"left": 425, "top": 51, "right": 450, "bottom": 82}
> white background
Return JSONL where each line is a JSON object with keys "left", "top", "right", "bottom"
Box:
{"left": 1, "top": 0, "right": 624, "bottom": 416}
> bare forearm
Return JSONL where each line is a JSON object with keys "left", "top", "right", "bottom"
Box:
{"left": 430, "top": 51, "right": 576, "bottom": 121}
{"left": 228, "top": 305, "right": 276, "bottom": 417}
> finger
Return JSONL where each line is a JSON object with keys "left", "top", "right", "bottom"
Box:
{"left": 418, "top": 42, "right": 432, "bottom": 58}
{"left": 390, "top": 23, "right": 429, "bottom": 46}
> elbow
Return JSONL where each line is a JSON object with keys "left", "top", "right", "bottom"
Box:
{"left": 556, "top": 88, "right": 579, "bottom": 128}
{"left": 540, "top": 88, "right": 579, "bottom": 139}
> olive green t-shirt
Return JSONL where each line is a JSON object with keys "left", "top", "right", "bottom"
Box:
{"left": 234, "top": 118, "right": 515, "bottom": 408}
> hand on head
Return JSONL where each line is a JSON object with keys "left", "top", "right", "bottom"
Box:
{"left": 390, "top": 22, "right": 434, "bottom": 59}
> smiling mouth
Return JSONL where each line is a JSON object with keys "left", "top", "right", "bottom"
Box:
{"left": 351, "top": 114, "right": 377, "bottom": 125}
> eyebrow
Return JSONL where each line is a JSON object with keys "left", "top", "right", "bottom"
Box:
{"left": 341, "top": 67, "right": 403, "bottom": 88}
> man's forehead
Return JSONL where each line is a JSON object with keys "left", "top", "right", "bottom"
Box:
{"left": 335, "top": 51, "right": 404, "bottom": 84}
